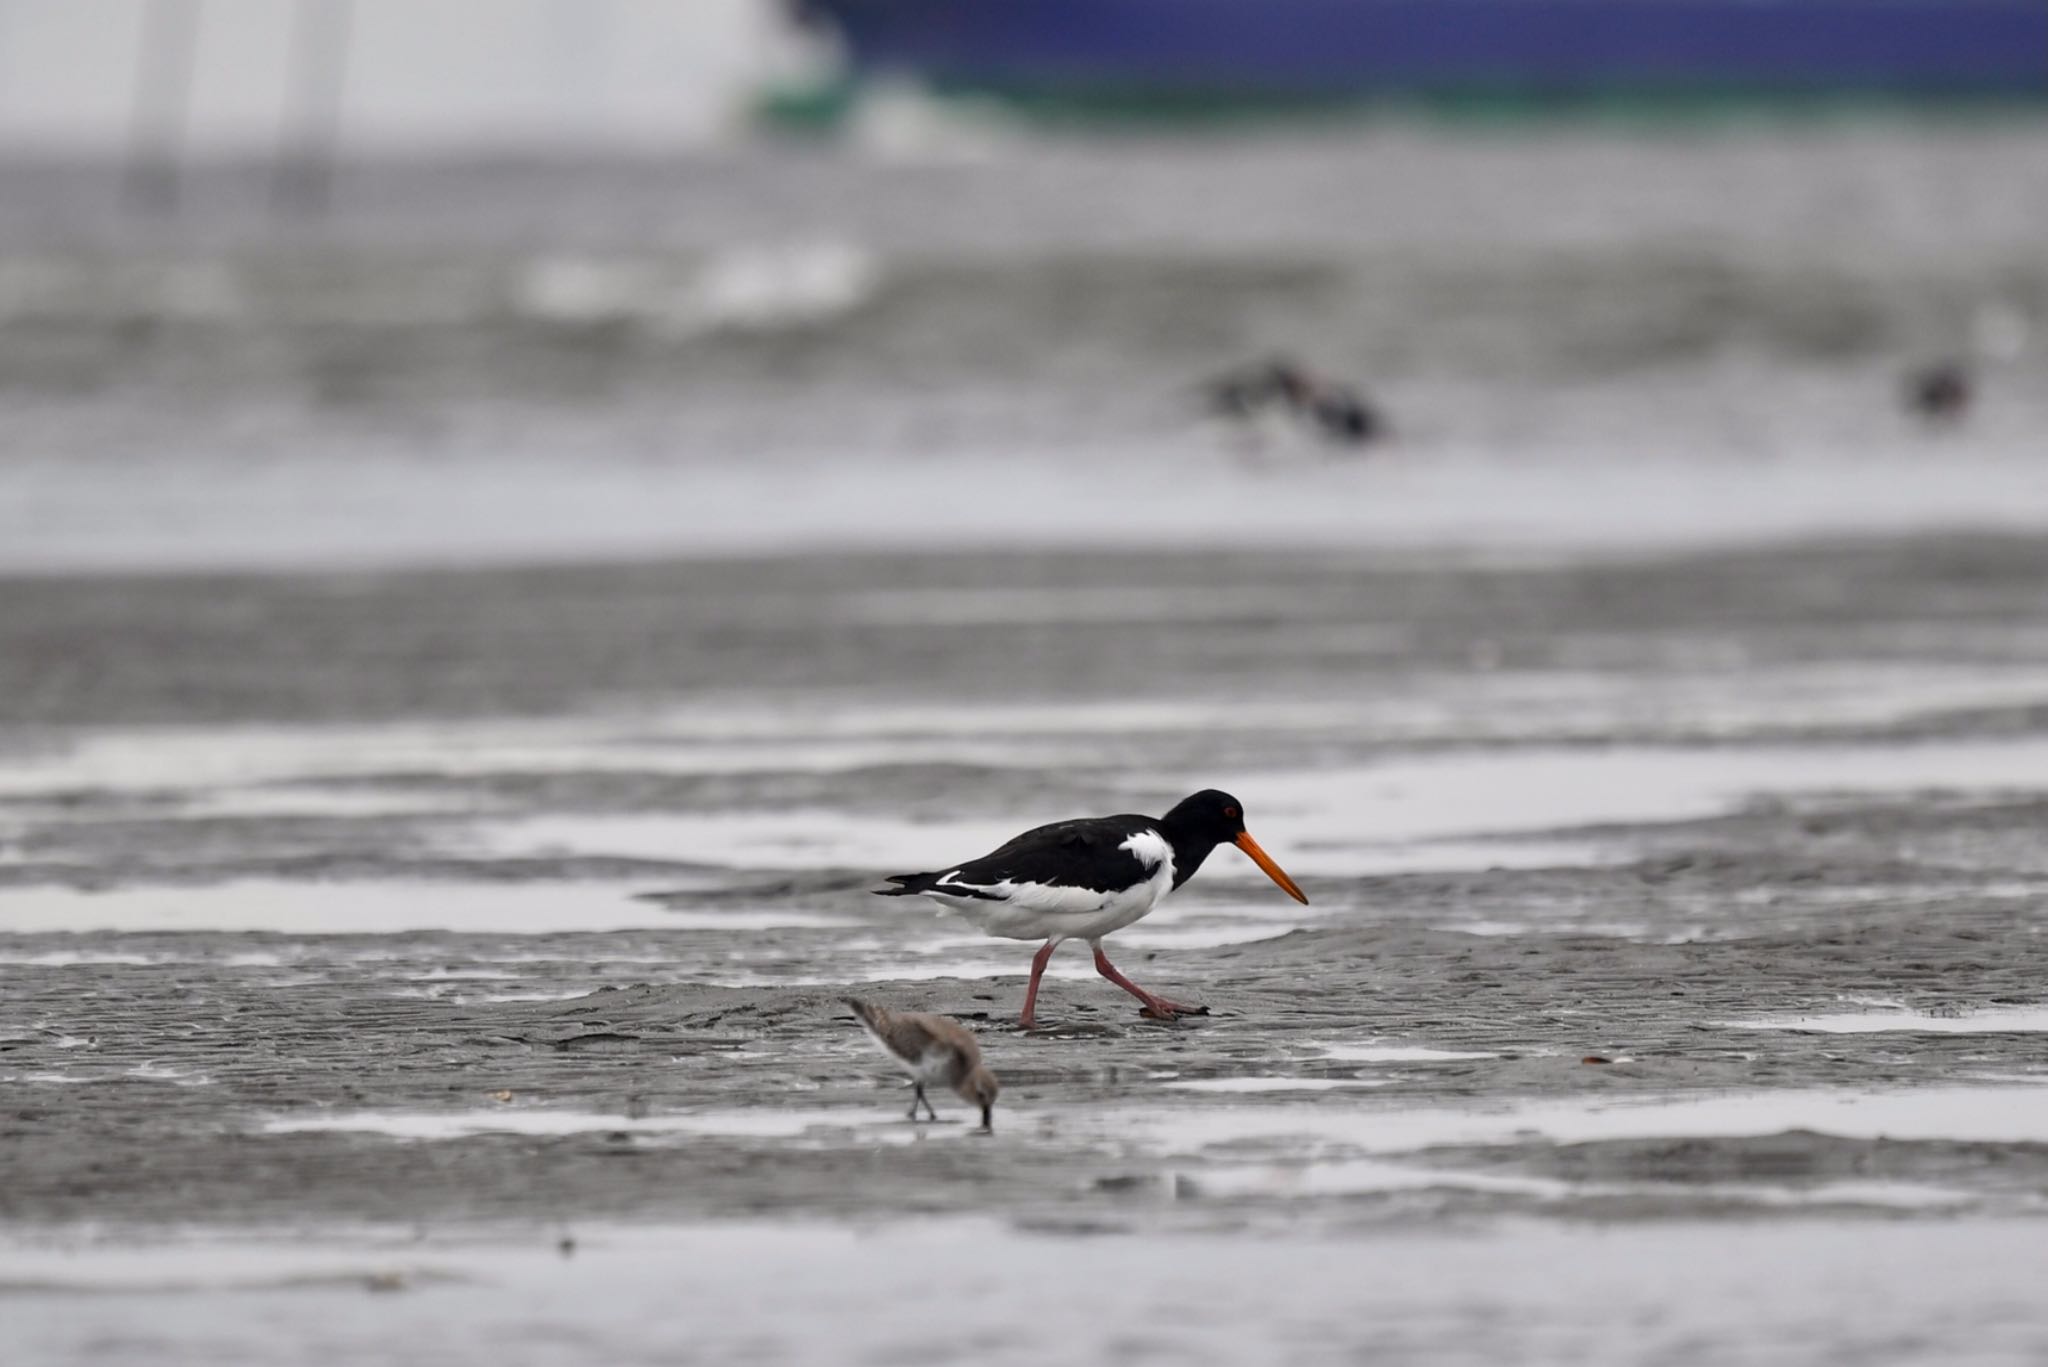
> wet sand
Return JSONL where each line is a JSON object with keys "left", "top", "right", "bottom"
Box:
{"left": 6, "top": 538, "right": 2048, "bottom": 1362}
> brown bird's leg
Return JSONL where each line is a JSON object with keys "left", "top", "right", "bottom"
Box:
{"left": 1019, "top": 940, "right": 1059, "bottom": 1030}
{"left": 1092, "top": 943, "right": 1205, "bottom": 1020}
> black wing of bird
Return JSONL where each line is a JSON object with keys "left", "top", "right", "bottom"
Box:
{"left": 876, "top": 815, "right": 1156, "bottom": 898}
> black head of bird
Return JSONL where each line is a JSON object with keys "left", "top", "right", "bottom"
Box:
{"left": 1159, "top": 789, "right": 1308, "bottom": 904}
{"left": 1905, "top": 361, "right": 1971, "bottom": 422}
{"left": 960, "top": 1066, "right": 999, "bottom": 1132}
{"left": 1311, "top": 389, "right": 1383, "bottom": 446}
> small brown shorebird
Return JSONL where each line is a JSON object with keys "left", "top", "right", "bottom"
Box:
{"left": 845, "top": 997, "right": 1000, "bottom": 1131}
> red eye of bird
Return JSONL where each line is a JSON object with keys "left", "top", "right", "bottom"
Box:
{"left": 1224, "top": 806, "right": 1238, "bottom": 818}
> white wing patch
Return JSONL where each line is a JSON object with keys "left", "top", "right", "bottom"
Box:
{"left": 1119, "top": 829, "right": 1175, "bottom": 893}
{"left": 927, "top": 863, "right": 1077, "bottom": 910}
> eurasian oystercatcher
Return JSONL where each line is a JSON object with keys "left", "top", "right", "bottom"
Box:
{"left": 845, "top": 997, "right": 999, "bottom": 1130}
{"left": 1202, "top": 356, "right": 1315, "bottom": 418}
{"left": 875, "top": 790, "right": 1308, "bottom": 1031}
{"left": 1201, "top": 356, "right": 1386, "bottom": 450}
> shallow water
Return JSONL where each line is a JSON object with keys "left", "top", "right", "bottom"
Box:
{"left": 1726, "top": 1005, "right": 2048, "bottom": 1034}
{"left": 10, "top": 1220, "right": 2048, "bottom": 1367}
{"left": 3, "top": 125, "right": 2048, "bottom": 575}
{"left": 0, "top": 881, "right": 757, "bottom": 934}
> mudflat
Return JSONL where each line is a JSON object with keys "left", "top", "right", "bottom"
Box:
{"left": 6, "top": 537, "right": 2048, "bottom": 1364}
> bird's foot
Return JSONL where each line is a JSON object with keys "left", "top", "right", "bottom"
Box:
{"left": 1137, "top": 999, "right": 1209, "bottom": 1022}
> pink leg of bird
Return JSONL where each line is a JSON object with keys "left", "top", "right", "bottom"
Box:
{"left": 1019, "top": 940, "right": 1059, "bottom": 1030}
{"left": 1092, "top": 943, "right": 1206, "bottom": 1020}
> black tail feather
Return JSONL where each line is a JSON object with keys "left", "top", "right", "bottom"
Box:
{"left": 873, "top": 872, "right": 936, "bottom": 897}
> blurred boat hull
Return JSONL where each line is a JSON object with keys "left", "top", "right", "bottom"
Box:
{"left": 791, "top": 0, "right": 2048, "bottom": 103}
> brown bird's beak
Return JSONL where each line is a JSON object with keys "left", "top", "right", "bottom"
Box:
{"left": 1235, "top": 830, "right": 1309, "bottom": 904}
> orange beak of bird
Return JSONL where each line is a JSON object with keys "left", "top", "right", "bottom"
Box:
{"left": 1234, "top": 830, "right": 1308, "bottom": 905}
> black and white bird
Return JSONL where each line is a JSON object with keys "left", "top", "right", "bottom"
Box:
{"left": 875, "top": 790, "right": 1307, "bottom": 1031}
{"left": 1202, "top": 356, "right": 1315, "bottom": 419}
{"left": 1200, "top": 356, "right": 1386, "bottom": 452}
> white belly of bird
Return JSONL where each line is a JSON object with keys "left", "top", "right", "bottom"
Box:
{"left": 922, "top": 830, "right": 1177, "bottom": 944}
{"left": 856, "top": 1021, "right": 957, "bottom": 1085}
{"left": 908, "top": 1045, "right": 958, "bottom": 1085}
